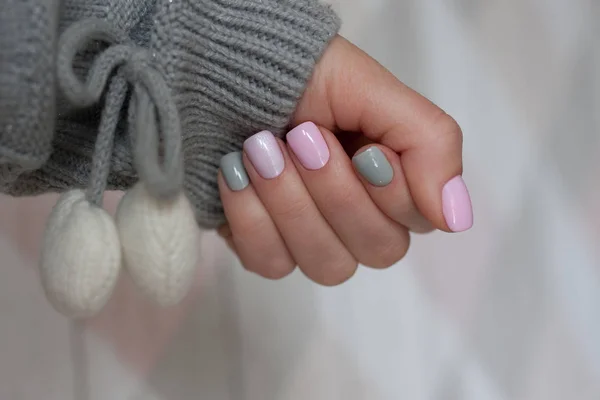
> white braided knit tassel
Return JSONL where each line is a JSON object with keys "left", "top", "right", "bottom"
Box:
{"left": 116, "top": 182, "right": 201, "bottom": 307}
{"left": 40, "top": 190, "right": 122, "bottom": 318}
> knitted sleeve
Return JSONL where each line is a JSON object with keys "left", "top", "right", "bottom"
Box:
{"left": 0, "top": 0, "right": 341, "bottom": 229}
{"left": 0, "top": 0, "right": 60, "bottom": 188}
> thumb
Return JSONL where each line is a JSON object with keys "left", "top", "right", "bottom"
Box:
{"left": 295, "top": 36, "right": 473, "bottom": 232}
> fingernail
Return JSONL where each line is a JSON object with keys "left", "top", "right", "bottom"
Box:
{"left": 220, "top": 152, "right": 249, "bottom": 191}
{"left": 442, "top": 176, "right": 473, "bottom": 232}
{"left": 286, "top": 122, "right": 330, "bottom": 170}
{"left": 244, "top": 131, "right": 285, "bottom": 179}
{"left": 352, "top": 147, "right": 394, "bottom": 187}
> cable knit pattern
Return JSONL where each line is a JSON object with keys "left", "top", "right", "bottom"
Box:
{"left": 0, "top": 0, "right": 340, "bottom": 228}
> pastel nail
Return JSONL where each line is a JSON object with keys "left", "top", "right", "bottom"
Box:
{"left": 442, "top": 176, "right": 473, "bottom": 232}
{"left": 220, "top": 152, "right": 249, "bottom": 191}
{"left": 244, "top": 130, "right": 285, "bottom": 179}
{"left": 352, "top": 147, "right": 394, "bottom": 187}
{"left": 286, "top": 122, "right": 330, "bottom": 170}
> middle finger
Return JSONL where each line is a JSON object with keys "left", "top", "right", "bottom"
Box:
{"left": 243, "top": 130, "right": 358, "bottom": 286}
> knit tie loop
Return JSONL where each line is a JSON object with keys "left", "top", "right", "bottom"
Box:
{"left": 39, "top": 18, "right": 200, "bottom": 318}
{"left": 56, "top": 18, "right": 184, "bottom": 203}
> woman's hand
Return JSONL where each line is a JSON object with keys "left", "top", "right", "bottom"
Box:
{"left": 218, "top": 36, "right": 473, "bottom": 285}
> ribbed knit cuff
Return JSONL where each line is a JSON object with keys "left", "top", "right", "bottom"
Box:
{"left": 153, "top": 0, "right": 340, "bottom": 129}
{"left": 151, "top": 0, "right": 341, "bottom": 228}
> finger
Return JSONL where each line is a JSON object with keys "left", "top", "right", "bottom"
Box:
{"left": 217, "top": 224, "right": 232, "bottom": 239}
{"left": 351, "top": 144, "right": 434, "bottom": 234}
{"left": 295, "top": 36, "right": 473, "bottom": 232}
{"left": 243, "top": 130, "right": 358, "bottom": 286}
{"left": 217, "top": 224, "right": 237, "bottom": 251}
{"left": 286, "top": 122, "right": 410, "bottom": 268}
{"left": 218, "top": 153, "right": 295, "bottom": 280}
{"left": 325, "top": 130, "right": 432, "bottom": 233}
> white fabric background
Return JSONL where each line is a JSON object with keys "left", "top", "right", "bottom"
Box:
{"left": 0, "top": 0, "right": 598, "bottom": 399}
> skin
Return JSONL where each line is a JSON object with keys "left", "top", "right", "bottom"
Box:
{"left": 218, "top": 36, "right": 465, "bottom": 285}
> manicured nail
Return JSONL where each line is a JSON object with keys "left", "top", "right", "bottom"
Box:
{"left": 442, "top": 176, "right": 473, "bottom": 232}
{"left": 352, "top": 147, "right": 394, "bottom": 187}
{"left": 244, "top": 130, "right": 285, "bottom": 179}
{"left": 220, "top": 152, "right": 249, "bottom": 191}
{"left": 286, "top": 122, "right": 330, "bottom": 170}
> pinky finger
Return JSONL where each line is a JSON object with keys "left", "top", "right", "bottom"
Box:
{"left": 218, "top": 170, "right": 296, "bottom": 280}
{"left": 217, "top": 224, "right": 237, "bottom": 252}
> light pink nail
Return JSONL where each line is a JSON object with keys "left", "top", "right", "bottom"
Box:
{"left": 244, "top": 130, "right": 285, "bottom": 179}
{"left": 286, "top": 122, "right": 330, "bottom": 170}
{"left": 442, "top": 176, "right": 473, "bottom": 232}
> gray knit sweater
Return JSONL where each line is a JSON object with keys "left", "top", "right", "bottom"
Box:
{"left": 0, "top": 0, "right": 340, "bottom": 228}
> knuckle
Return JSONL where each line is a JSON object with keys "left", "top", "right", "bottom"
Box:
{"left": 395, "top": 193, "right": 417, "bottom": 217}
{"left": 410, "top": 224, "right": 435, "bottom": 234}
{"left": 368, "top": 234, "right": 411, "bottom": 269}
{"left": 323, "top": 183, "right": 356, "bottom": 213}
{"left": 240, "top": 249, "right": 295, "bottom": 280}
{"left": 301, "top": 251, "right": 358, "bottom": 287}
{"left": 260, "top": 259, "right": 295, "bottom": 280}
{"left": 272, "top": 198, "right": 312, "bottom": 223}
{"left": 429, "top": 111, "right": 463, "bottom": 147}
{"left": 314, "top": 258, "right": 358, "bottom": 287}
{"left": 240, "top": 261, "right": 255, "bottom": 273}
{"left": 233, "top": 213, "right": 271, "bottom": 240}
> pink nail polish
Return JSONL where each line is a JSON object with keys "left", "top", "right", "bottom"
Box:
{"left": 244, "top": 130, "right": 285, "bottom": 179}
{"left": 442, "top": 176, "right": 473, "bottom": 232}
{"left": 286, "top": 122, "right": 330, "bottom": 170}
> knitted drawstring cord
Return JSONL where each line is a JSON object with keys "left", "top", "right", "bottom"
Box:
{"left": 40, "top": 18, "right": 201, "bottom": 318}
{"left": 57, "top": 18, "right": 184, "bottom": 202}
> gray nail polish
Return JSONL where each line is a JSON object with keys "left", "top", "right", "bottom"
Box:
{"left": 352, "top": 147, "right": 394, "bottom": 187}
{"left": 220, "top": 152, "right": 249, "bottom": 191}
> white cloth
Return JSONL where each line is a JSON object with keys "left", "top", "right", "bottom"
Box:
{"left": 0, "top": 0, "right": 598, "bottom": 399}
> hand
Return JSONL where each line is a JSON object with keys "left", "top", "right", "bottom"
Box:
{"left": 217, "top": 36, "right": 473, "bottom": 285}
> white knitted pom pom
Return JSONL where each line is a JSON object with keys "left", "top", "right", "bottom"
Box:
{"left": 40, "top": 190, "right": 122, "bottom": 318}
{"left": 116, "top": 182, "right": 201, "bottom": 307}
